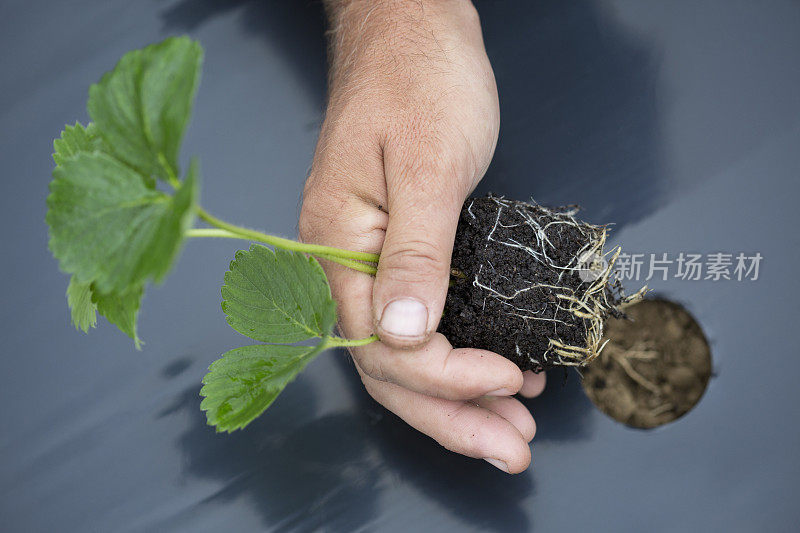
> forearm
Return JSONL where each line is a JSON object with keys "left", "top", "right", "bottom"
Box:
{"left": 321, "top": 0, "right": 483, "bottom": 98}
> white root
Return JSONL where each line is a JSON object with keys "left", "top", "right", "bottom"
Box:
{"left": 471, "top": 196, "right": 646, "bottom": 369}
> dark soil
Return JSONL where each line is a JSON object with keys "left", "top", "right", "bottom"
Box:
{"left": 439, "top": 195, "right": 622, "bottom": 372}
{"left": 581, "top": 299, "right": 712, "bottom": 428}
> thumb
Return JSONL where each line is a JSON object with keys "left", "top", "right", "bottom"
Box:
{"left": 373, "top": 145, "right": 468, "bottom": 349}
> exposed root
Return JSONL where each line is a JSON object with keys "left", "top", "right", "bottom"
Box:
{"left": 615, "top": 341, "right": 659, "bottom": 360}
{"left": 470, "top": 195, "right": 646, "bottom": 370}
{"left": 650, "top": 402, "right": 674, "bottom": 417}
{"left": 610, "top": 351, "right": 661, "bottom": 395}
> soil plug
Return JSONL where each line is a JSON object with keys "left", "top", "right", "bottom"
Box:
{"left": 439, "top": 195, "right": 644, "bottom": 372}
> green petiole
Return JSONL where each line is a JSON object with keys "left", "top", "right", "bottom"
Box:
{"left": 186, "top": 213, "right": 379, "bottom": 275}
{"left": 196, "top": 207, "right": 379, "bottom": 263}
{"left": 322, "top": 334, "right": 380, "bottom": 348}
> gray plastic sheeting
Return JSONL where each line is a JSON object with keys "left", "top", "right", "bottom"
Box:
{"left": 1, "top": 0, "right": 799, "bottom": 531}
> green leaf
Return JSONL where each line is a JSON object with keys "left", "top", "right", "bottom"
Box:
{"left": 66, "top": 276, "right": 97, "bottom": 332}
{"left": 46, "top": 151, "right": 198, "bottom": 294}
{"left": 66, "top": 274, "right": 143, "bottom": 347}
{"left": 53, "top": 122, "right": 103, "bottom": 166}
{"left": 87, "top": 36, "right": 202, "bottom": 182}
{"left": 221, "top": 245, "right": 337, "bottom": 343}
{"left": 201, "top": 343, "right": 324, "bottom": 432}
{"left": 93, "top": 285, "right": 144, "bottom": 349}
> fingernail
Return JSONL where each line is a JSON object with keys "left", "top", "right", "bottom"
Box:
{"left": 486, "top": 387, "right": 516, "bottom": 397}
{"left": 379, "top": 298, "right": 428, "bottom": 338}
{"left": 484, "top": 458, "right": 509, "bottom": 472}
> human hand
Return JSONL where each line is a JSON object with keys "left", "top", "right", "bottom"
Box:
{"left": 300, "top": 0, "right": 545, "bottom": 473}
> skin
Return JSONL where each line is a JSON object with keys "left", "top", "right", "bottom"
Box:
{"left": 300, "top": 0, "right": 545, "bottom": 473}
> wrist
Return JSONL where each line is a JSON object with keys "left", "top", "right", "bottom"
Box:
{"left": 323, "top": 0, "right": 482, "bottom": 95}
{"left": 324, "top": 0, "right": 480, "bottom": 60}
{"left": 324, "top": 0, "right": 477, "bottom": 27}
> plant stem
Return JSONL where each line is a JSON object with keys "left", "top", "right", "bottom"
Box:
{"left": 322, "top": 334, "right": 379, "bottom": 348}
{"left": 185, "top": 227, "right": 378, "bottom": 275}
{"left": 194, "top": 206, "right": 380, "bottom": 263}
{"left": 315, "top": 253, "right": 378, "bottom": 275}
{"left": 185, "top": 228, "right": 237, "bottom": 239}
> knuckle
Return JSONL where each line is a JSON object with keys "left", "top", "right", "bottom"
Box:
{"left": 297, "top": 202, "right": 314, "bottom": 244}
{"left": 356, "top": 353, "right": 391, "bottom": 384}
{"left": 439, "top": 404, "right": 485, "bottom": 456}
{"left": 378, "top": 239, "right": 449, "bottom": 283}
{"left": 360, "top": 377, "right": 382, "bottom": 404}
{"left": 437, "top": 348, "right": 471, "bottom": 394}
{"left": 298, "top": 176, "right": 347, "bottom": 244}
{"left": 359, "top": 368, "right": 388, "bottom": 403}
{"left": 444, "top": 401, "right": 472, "bottom": 423}
{"left": 298, "top": 190, "right": 323, "bottom": 243}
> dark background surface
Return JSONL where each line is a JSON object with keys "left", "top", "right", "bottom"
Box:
{"left": 2, "top": 0, "right": 799, "bottom": 531}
